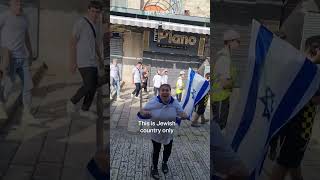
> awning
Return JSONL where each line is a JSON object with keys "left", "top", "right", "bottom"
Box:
{"left": 110, "top": 15, "right": 210, "bottom": 35}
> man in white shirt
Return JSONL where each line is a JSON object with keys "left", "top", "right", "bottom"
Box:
{"left": 0, "top": 0, "right": 34, "bottom": 119}
{"left": 131, "top": 62, "right": 143, "bottom": 99}
{"left": 152, "top": 69, "right": 162, "bottom": 96}
{"left": 161, "top": 69, "right": 168, "bottom": 84}
{"left": 67, "top": 1, "right": 103, "bottom": 119}
{"left": 110, "top": 58, "right": 122, "bottom": 101}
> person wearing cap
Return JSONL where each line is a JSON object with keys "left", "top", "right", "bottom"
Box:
{"left": 211, "top": 30, "right": 240, "bottom": 130}
{"left": 176, "top": 71, "right": 185, "bottom": 102}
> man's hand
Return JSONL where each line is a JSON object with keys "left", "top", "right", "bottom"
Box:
{"left": 70, "top": 61, "right": 77, "bottom": 74}
{"left": 179, "top": 112, "right": 189, "bottom": 120}
{"left": 221, "top": 79, "right": 233, "bottom": 90}
{"left": 140, "top": 109, "right": 152, "bottom": 117}
{"left": 97, "top": 57, "right": 104, "bottom": 69}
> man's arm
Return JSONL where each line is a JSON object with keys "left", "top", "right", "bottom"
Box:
{"left": 70, "top": 35, "right": 78, "bottom": 73}
{"left": 25, "top": 30, "right": 33, "bottom": 64}
{"left": 95, "top": 41, "right": 103, "bottom": 67}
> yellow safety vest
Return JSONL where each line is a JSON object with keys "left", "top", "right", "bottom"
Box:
{"left": 176, "top": 77, "right": 184, "bottom": 94}
{"left": 211, "top": 48, "right": 236, "bottom": 102}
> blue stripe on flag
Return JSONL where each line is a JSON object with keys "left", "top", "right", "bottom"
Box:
{"left": 182, "top": 69, "right": 196, "bottom": 109}
{"left": 265, "top": 59, "right": 317, "bottom": 147}
{"left": 194, "top": 80, "right": 210, "bottom": 105}
{"left": 231, "top": 26, "right": 273, "bottom": 152}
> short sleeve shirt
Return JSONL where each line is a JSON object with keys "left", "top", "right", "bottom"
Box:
{"left": 132, "top": 67, "right": 142, "bottom": 83}
{"left": 0, "top": 11, "right": 29, "bottom": 58}
{"left": 214, "top": 48, "right": 231, "bottom": 80}
{"left": 110, "top": 64, "right": 120, "bottom": 80}
{"left": 72, "top": 17, "right": 97, "bottom": 68}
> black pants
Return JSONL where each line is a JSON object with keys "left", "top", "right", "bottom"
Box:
{"left": 211, "top": 98, "right": 230, "bottom": 130}
{"left": 142, "top": 82, "right": 148, "bottom": 92}
{"left": 152, "top": 140, "right": 173, "bottom": 168}
{"left": 71, "top": 67, "right": 97, "bottom": 111}
{"left": 176, "top": 93, "right": 182, "bottom": 102}
{"left": 154, "top": 87, "right": 159, "bottom": 96}
{"left": 132, "top": 83, "right": 141, "bottom": 97}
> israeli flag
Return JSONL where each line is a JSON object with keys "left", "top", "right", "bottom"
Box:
{"left": 180, "top": 68, "right": 210, "bottom": 118}
{"left": 224, "top": 20, "right": 320, "bottom": 179}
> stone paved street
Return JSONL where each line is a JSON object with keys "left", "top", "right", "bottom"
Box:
{"left": 110, "top": 86, "right": 211, "bottom": 180}
{"left": 0, "top": 73, "right": 108, "bottom": 180}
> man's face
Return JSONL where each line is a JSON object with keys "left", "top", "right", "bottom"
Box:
{"left": 230, "top": 39, "right": 240, "bottom": 49}
{"left": 10, "top": 0, "right": 22, "bottom": 16}
{"left": 88, "top": 7, "right": 101, "bottom": 23}
{"left": 113, "top": 60, "right": 117, "bottom": 65}
{"left": 137, "top": 64, "right": 142, "bottom": 69}
{"left": 312, "top": 48, "right": 320, "bottom": 64}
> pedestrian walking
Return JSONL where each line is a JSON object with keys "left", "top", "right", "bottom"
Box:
{"left": 175, "top": 71, "right": 185, "bottom": 102}
{"left": 138, "top": 84, "right": 189, "bottom": 180}
{"left": 110, "top": 58, "right": 123, "bottom": 101}
{"left": 269, "top": 35, "right": 320, "bottom": 180}
{"left": 161, "top": 69, "right": 168, "bottom": 84}
{"left": 67, "top": 1, "right": 103, "bottom": 120}
{"left": 142, "top": 65, "right": 149, "bottom": 92}
{"left": 212, "top": 29, "right": 240, "bottom": 130}
{"left": 0, "top": 0, "right": 34, "bottom": 120}
{"left": 191, "top": 73, "right": 210, "bottom": 127}
{"left": 152, "top": 69, "right": 162, "bottom": 96}
{"left": 131, "top": 62, "right": 143, "bottom": 99}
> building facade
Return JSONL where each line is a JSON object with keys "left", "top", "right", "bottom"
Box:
{"left": 110, "top": 1, "right": 210, "bottom": 86}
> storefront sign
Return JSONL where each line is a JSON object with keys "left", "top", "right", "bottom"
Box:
{"left": 146, "top": 29, "right": 206, "bottom": 56}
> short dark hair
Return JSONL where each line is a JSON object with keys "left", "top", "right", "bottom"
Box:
{"left": 88, "top": 1, "right": 102, "bottom": 10}
{"left": 137, "top": 62, "right": 142, "bottom": 65}
{"left": 305, "top": 35, "right": 320, "bottom": 56}
{"left": 205, "top": 73, "right": 210, "bottom": 79}
{"left": 160, "top": 84, "right": 171, "bottom": 91}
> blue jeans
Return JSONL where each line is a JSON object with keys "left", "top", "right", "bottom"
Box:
{"left": 111, "top": 77, "right": 120, "bottom": 97}
{"left": 5, "top": 58, "right": 33, "bottom": 108}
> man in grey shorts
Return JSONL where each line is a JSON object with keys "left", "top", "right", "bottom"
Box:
{"left": 67, "top": 1, "right": 103, "bottom": 120}
{"left": 0, "top": 0, "right": 34, "bottom": 119}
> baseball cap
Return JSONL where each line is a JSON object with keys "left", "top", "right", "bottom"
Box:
{"left": 223, "top": 30, "right": 241, "bottom": 41}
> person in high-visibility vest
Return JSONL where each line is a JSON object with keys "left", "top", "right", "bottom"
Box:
{"left": 211, "top": 30, "right": 240, "bottom": 130}
{"left": 175, "top": 71, "right": 185, "bottom": 102}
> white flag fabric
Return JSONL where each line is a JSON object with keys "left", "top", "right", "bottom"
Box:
{"left": 180, "top": 68, "right": 210, "bottom": 118}
{"left": 224, "top": 20, "right": 320, "bottom": 179}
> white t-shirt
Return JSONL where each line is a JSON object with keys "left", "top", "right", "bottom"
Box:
{"left": 132, "top": 67, "right": 142, "bottom": 83}
{"left": 143, "top": 96, "right": 184, "bottom": 145}
{"left": 110, "top": 64, "right": 120, "bottom": 80}
{"left": 72, "top": 17, "right": 100, "bottom": 68}
{"left": 0, "top": 11, "right": 29, "bottom": 58}
{"left": 213, "top": 48, "right": 231, "bottom": 80}
{"left": 153, "top": 74, "right": 162, "bottom": 88}
{"left": 162, "top": 75, "right": 168, "bottom": 84}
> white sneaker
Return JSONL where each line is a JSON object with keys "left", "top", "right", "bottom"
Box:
{"left": 67, "top": 101, "right": 76, "bottom": 114}
{"left": 131, "top": 94, "right": 134, "bottom": 98}
{"left": 116, "top": 96, "right": 124, "bottom": 101}
{"left": 79, "top": 110, "right": 98, "bottom": 120}
{"left": 23, "top": 108, "right": 38, "bottom": 124}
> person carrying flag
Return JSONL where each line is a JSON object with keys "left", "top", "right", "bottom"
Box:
{"left": 191, "top": 73, "right": 210, "bottom": 127}
{"left": 211, "top": 30, "right": 240, "bottom": 130}
{"left": 269, "top": 35, "right": 320, "bottom": 180}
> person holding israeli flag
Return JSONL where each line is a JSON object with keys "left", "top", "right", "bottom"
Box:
{"left": 224, "top": 20, "right": 320, "bottom": 180}
{"left": 137, "top": 84, "right": 189, "bottom": 180}
{"left": 269, "top": 35, "right": 320, "bottom": 180}
{"left": 179, "top": 68, "right": 210, "bottom": 120}
{"left": 212, "top": 29, "right": 240, "bottom": 130}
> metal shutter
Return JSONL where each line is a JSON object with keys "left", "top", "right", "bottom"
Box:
{"left": 300, "top": 12, "right": 320, "bottom": 51}
{"left": 110, "top": 34, "right": 124, "bottom": 77}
